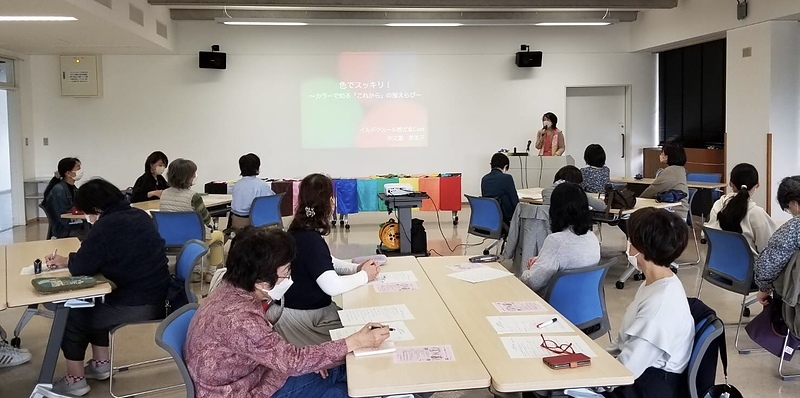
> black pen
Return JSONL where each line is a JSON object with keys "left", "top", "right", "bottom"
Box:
{"left": 369, "top": 325, "right": 396, "bottom": 331}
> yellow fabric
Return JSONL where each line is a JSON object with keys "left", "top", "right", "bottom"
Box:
{"left": 206, "top": 230, "right": 225, "bottom": 267}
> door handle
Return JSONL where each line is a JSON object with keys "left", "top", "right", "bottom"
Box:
{"left": 621, "top": 133, "right": 625, "bottom": 159}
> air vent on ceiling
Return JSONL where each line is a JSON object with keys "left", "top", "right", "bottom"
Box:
{"left": 129, "top": 4, "right": 144, "bottom": 27}
{"left": 156, "top": 21, "right": 168, "bottom": 39}
{"left": 94, "top": 0, "right": 112, "bottom": 9}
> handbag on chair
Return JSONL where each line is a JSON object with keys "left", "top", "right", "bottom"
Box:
{"left": 603, "top": 184, "right": 636, "bottom": 220}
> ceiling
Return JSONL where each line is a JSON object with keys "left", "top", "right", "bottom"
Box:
{"left": 151, "top": 0, "right": 678, "bottom": 25}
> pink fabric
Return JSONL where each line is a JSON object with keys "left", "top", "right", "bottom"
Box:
{"left": 292, "top": 180, "right": 301, "bottom": 214}
{"left": 185, "top": 282, "right": 347, "bottom": 398}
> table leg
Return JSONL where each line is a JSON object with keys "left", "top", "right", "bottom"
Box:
{"left": 38, "top": 304, "right": 69, "bottom": 384}
{"left": 398, "top": 207, "right": 412, "bottom": 255}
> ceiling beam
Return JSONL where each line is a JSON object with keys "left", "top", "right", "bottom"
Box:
{"left": 150, "top": 0, "right": 676, "bottom": 9}
{"left": 171, "top": 8, "right": 638, "bottom": 22}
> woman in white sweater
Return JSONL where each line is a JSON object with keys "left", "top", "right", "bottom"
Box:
{"left": 521, "top": 182, "right": 600, "bottom": 296}
{"left": 706, "top": 163, "right": 777, "bottom": 254}
{"left": 604, "top": 208, "right": 694, "bottom": 398}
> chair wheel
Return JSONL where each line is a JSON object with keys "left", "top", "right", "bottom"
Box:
{"left": 615, "top": 281, "right": 624, "bottom": 290}
{"left": 483, "top": 249, "right": 490, "bottom": 255}
{"left": 701, "top": 238, "right": 707, "bottom": 244}
{"left": 10, "top": 337, "right": 21, "bottom": 348}
{"left": 453, "top": 219, "right": 459, "bottom": 225}
{"left": 340, "top": 221, "right": 345, "bottom": 226}
{"left": 743, "top": 307, "right": 751, "bottom": 317}
{"left": 633, "top": 274, "right": 642, "bottom": 281}
{"left": 344, "top": 224, "right": 350, "bottom": 230}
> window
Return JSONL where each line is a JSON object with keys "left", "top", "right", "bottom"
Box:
{"left": 658, "top": 39, "right": 726, "bottom": 148}
{"left": 0, "top": 57, "right": 14, "bottom": 86}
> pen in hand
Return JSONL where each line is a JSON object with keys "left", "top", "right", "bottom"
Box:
{"left": 368, "top": 325, "right": 396, "bottom": 331}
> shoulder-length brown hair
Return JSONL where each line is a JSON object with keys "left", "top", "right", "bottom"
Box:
{"left": 288, "top": 173, "right": 334, "bottom": 235}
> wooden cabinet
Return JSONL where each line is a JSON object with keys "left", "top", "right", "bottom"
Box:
{"left": 643, "top": 147, "right": 725, "bottom": 180}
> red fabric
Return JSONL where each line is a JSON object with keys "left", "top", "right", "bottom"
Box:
{"left": 439, "top": 176, "right": 462, "bottom": 211}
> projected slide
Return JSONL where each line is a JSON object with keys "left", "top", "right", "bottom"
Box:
{"left": 301, "top": 53, "right": 428, "bottom": 149}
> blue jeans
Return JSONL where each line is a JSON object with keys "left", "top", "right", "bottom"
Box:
{"left": 273, "top": 365, "right": 348, "bottom": 398}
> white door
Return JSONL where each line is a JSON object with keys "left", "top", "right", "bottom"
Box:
{"left": 565, "top": 86, "right": 627, "bottom": 177}
{"left": 0, "top": 88, "right": 12, "bottom": 232}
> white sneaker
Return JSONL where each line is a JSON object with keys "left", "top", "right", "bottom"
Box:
{"left": 51, "top": 376, "right": 91, "bottom": 397}
{"left": 0, "top": 341, "right": 32, "bottom": 368}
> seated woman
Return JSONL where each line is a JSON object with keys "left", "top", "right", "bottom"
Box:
{"left": 44, "top": 179, "right": 170, "bottom": 397}
{"left": 42, "top": 157, "right": 86, "bottom": 239}
{"left": 706, "top": 163, "right": 776, "bottom": 254}
{"left": 581, "top": 144, "right": 611, "bottom": 194}
{"left": 755, "top": 175, "right": 800, "bottom": 307}
{"left": 160, "top": 158, "right": 225, "bottom": 282}
{"left": 604, "top": 208, "right": 694, "bottom": 398}
{"left": 639, "top": 142, "right": 689, "bottom": 220}
{"left": 542, "top": 165, "right": 606, "bottom": 212}
{"left": 230, "top": 153, "right": 274, "bottom": 229}
{"left": 185, "top": 226, "right": 389, "bottom": 398}
{"left": 131, "top": 151, "right": 169, "bottom": 203}
{"left": 277, "top": 173, "right": 381, "bottom": 347}
{"left": 520, "top": 182, "right": 600, "bottom": 296}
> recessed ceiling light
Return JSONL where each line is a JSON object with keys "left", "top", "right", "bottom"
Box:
{"left": 535, "top": 22, "right": 611, "bottom": 26}
{"left": 385, "top": 23, "right": 463, "bottom": 27}
{"left": 0, "top": 16, "right": 77, "bottom": 22}
{"left": 222, "top": 21, "right": 307, "bottom": 26}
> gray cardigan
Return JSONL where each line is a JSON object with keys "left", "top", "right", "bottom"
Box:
{"left": 640, "top": 165, "right": 689, "bottom": 220}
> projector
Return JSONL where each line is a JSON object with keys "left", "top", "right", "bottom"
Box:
{"left": 384, "top": 183, "right": 414, "bottom": 196}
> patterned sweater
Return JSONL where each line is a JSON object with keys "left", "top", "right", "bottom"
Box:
{"left": 185, "top": 282, "right": 348, "bottom": 398}
{"left": 755, "top": 216, "right": 800, "bottom": 292}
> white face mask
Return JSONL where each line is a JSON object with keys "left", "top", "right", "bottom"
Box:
{"left": 260, "top": 277, "right": 294, "bottom": 301}
{"left": 84, "top": 214, "right": 98, "bottom": 224}
{"left": 73, "top": 169, "right": 84, "bottom": 181}
{"left": 625, "top": 243, "right": 640, "bottom": 271}
{"left": 543, "top": 120, "right": 552, "bottom": 128}
{"left": 154, "top": 166, "right": 166, "bottom": 176}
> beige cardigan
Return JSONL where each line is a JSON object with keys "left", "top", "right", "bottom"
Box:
{"left": 535, "top": 128, "right": 565, "bottom": 156}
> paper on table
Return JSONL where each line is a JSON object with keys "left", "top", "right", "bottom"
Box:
{"left": 338, "top": 304, "right": 415, "bottom": 326}
{"left": 446, "top": 263, "right": 487, "bottom": 272}
{"left": 393, "top": 345, "right": 456, "bottom": 363}
{"left": 487, "top": 315, "right": 573, "bottom": 334}
{"left": 328, "top": 321, "right": 415, "bottom": 342}
{"left": 492, "top": 301, "right": 547, "bottom": 313}
{"left": 371, "top": 270, "right": 418, "bottom": 284}
{"left": 447, "top": 267, "right": 512, "bottom": 283}
{"left": 373, "top": 282, "right": 419, "bottom": 293}
{"left": 354, "top": 340, "right": 397, "bottom": 357}
{"left": 20, "top": 264, "right": 62, "bottom": 276}
{"left": 500, "top": 335, "right": 597, "bottom": 359}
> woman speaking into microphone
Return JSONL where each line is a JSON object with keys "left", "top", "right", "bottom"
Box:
{"left": 535, "top": 112, "right": 565, "bottom": 156}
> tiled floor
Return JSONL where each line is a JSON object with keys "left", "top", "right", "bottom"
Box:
{"left": 1, "top": 209, "right": 800, "bottom": 397}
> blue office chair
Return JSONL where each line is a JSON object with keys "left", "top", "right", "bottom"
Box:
{"left": 543, "top": 262, "right": 612, "bottom": 340}
{"left": 688, "top": 172, "right": 723, "bottom": 218}
{"left": 465, "top": 195, "right": 505, "bottom": 255}
{"left": 697, "top": 227, "right": 758, "bottom": 354}
{"left": 155, "top": 304, "right": 200, "bottom": 398}
{"left": 687, "top": 315, "right": 725, "bottom": 398}
{"left": 250, "top": 193, "right": 286, "bottom": 229}
{"left": 152, "top": 212, "right": 205, "bottom": 249}
{"left": 108, "top": 240, "right": 207, "bottom": 397}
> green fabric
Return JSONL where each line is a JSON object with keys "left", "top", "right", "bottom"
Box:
{"left": 191, "top": 193, "right": 211, "bottom": 225}
{"left": 376, "top": 178, "right": 400, "bottom": 211}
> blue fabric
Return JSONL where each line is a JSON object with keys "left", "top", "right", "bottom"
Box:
{"left": 357, "top": 179, "right": 380, "bottom": 211}
{"left": 334, "top": 179, "right": 359, "bottom": 214}
{"left": 480, "top": 169, "right": 519, "bottom": 224}
{"left": 272, "top": 365, "right": 348, "bottom": 398}
{"left": 231, "top": 177, "right": 275, "bottom": 216}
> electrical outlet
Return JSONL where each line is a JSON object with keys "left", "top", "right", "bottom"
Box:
{"left": 743, "top": 47, "right": 752, "bottom": 58}
{"left": 43, "top": 137, "right": 49, "bottom": 146}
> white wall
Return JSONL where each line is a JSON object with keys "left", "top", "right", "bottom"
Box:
{"left": 631, "top": 0, "right": 800, "bottom": 52}
{"left": 726, "top": 21, "right": 800, "bottom": 222}
{"left": 23, "top": 23, "right": 656, "bottom": 199}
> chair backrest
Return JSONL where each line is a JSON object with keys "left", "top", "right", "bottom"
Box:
{"left": 465, "top": 195, "right": 503, "bottom": 240}
{"left": 175, "top": 240, "right": 208, "bottom": 303}
{"left": 155, "top": 303, "right": 199, "bottom": 398}
{"left": 701, "top": 226, "right": 755, "bottom": 295}
{"left": 250, "top": 193, "right": 285, "bottom": 229}
{"left": 543, "top": 262, "right": 612, "bottom": 340}
{"left": 687, "top": 173, "right": 722, "bottom": 183}
{"left": 688, "top": 315, "right": 724, "bottom": 398}
{"left": 152, "top": 212, "right": 205, "bottom": 249}
{"left": 39, "top": 203, "right": 55, "bottom": 239}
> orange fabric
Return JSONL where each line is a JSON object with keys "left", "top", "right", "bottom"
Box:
{"left": 419, "top": 177, "right": 441, "bottom": 211}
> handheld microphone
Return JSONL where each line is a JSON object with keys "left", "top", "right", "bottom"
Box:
{"left": 526, "top": 140, "right": 532, "bottom": 152}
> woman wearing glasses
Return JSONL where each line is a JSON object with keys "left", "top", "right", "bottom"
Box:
{"left": 605, "top": 208, "right": 694, "bottom": 398}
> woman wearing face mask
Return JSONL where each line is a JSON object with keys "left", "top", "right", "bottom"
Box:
{"left": 185, "top": 226, "right": 389, "bottom": 398}
{"left": 534, "top": 112, "right": 565, "bottom": 156}
{"left": 44, "top": 179, "right": 170, "bottom": 397}
{"left": 275, "top": 173, "right": 381, "bottom": 347}
{"left": 131, "top": 151, "right": 169, "bottom": 203}
{"left": 604, "top": 208, "right": 693, "bottom": 398}
{"left": 42, "top": 157, "right": 86, "bottom": 239}
{"left": 160, "top": 158, "right": 225, "bottom": 282}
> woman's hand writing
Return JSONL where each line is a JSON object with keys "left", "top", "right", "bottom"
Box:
{"left": 344, "top": 323, "right": 390, "bottom": 352}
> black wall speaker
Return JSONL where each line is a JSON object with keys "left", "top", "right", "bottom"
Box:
{"left": 515, "top": 51, "right": 543, "bottom": 68}
{"left": 199, "top": 51, "right": 226, "bottom": 69}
